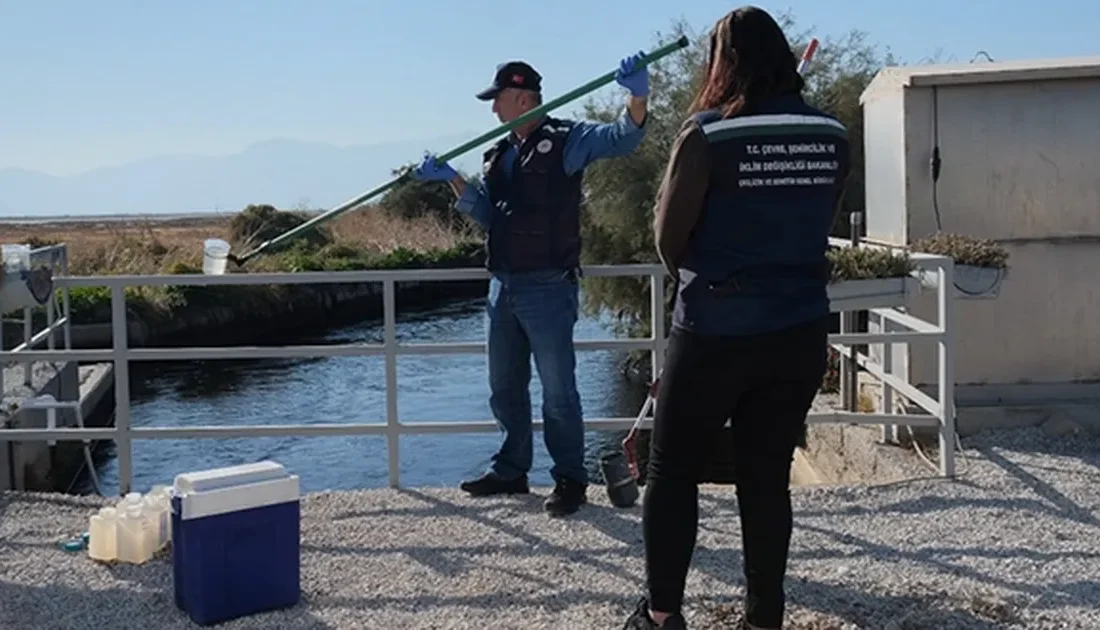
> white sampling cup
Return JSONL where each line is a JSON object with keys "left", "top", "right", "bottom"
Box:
{"left": 202, "top": 239, "right": 231, "bottom": 275}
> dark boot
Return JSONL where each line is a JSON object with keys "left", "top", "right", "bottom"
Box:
{"left": 459, "top": 472, "right": 529, "bottom": 497}
{"left": 622, "top": 597, "right": 687, "bottom": 629}
{"left": 544, "top": 477, "right": 587, "bottom": 517}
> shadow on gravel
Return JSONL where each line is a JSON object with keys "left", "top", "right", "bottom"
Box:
{"left": 965, "top": 429, "right": 1100, "bottom": 464}
{"left": 793, "top": 521, "right": 1100, "bottom": 612}
{"left": 0, "top": 580, "right": 335, "bottom": 630}
{"left": 698, "top": 576, "right": 1025, "bottom": 629}
{"left": 685, "top": 481, "right": 1100, "bottom": 618}
{"left": 304, "top": 587, "right": 638, "bottom": 616}
{"left": 974, "top": 445, "right": 1100, "bottom": 529}
{"left": 307, "top": 487, "right": 644, "bottom": 587}
{"left": 306, "top": 487, "right": 763, "bottom": 618}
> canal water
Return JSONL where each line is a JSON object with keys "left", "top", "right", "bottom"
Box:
{"left": 78, "top": 294, "right": 651, "bottom": 495}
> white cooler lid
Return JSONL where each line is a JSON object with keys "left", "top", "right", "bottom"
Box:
{"left": 173, "top": 461, "right": 289, "bottom": 494}
{"left": 173, "top": 461, "right": 300, "bottom": 520}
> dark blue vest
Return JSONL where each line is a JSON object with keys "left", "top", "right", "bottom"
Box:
{"left": 674, "top": 94, "right": 851, "bottom": 336}
{"left": 482, "top": 116, "right": 583, "bottom": 273}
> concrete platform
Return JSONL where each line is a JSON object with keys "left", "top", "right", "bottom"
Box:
{"left": 0, "top": 426, "right": 1097, "bottom": 629}
{"left": 1, "top": 361, "right": 113, "bottom": 490}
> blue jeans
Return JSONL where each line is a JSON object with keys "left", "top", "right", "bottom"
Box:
{"left": 484, "top": 268, "right": 587, "bottom": 485}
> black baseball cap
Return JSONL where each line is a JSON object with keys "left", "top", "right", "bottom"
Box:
{"left": 476, "top": 61, "right": 542, "bottom": 100}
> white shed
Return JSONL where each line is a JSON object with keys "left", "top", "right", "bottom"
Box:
{"left": 860, "top": 55, "right": 1100, "bottom": 436}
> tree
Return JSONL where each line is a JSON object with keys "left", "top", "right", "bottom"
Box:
{"left": 379, "top": 162, "right": 483, "bottom": 233}
{"left": 228, "top": 203, "right": 333, "bottom": 251}
{"left": 575, "top": 13, "right": 897, "bottom": 355}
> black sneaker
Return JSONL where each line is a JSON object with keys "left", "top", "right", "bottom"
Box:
{"left": 544, "top": 477, "right": 587, "bottom": 517}
{"left": 622, "top": 597, "right": 687, "bottom": 629}
{"left": 459, "top": 472, "right": 529, "bottom": 497}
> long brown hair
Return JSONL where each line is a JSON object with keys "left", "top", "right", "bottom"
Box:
{"left": 688, "top": 6, "right": 804, "bottom": 118}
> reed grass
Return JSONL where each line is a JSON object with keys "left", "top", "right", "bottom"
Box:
{"left": 6, "top": 209, "right": 477, "bottom": 276}
{"left": 2, "top": 208, "right": 483, "bottom": 325}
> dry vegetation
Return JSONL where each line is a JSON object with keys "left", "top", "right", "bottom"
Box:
{"left": 826, "top": 245, "right": 915, "bottom": 282}
{"left": 2, "top": 205, "right": 484, "bottom": 325}
{"left": 3, "top": 208, "right": 477, "bottom": 276}
{"left": 911, "top": 232, "right": 1010, "bottom": 269}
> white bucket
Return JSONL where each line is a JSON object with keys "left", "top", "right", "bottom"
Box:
{"left": 202, "top": 239, "right": 231, "bottom": 275}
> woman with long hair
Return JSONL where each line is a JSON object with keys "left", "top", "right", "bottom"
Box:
{"left": 622, "top": 6, "right": 851, "bottom": 629}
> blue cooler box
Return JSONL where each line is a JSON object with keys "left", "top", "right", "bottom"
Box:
{"left": 170, "top": 460, "right": 301, "bottom": 626}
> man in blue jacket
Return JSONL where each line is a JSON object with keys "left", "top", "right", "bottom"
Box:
{"left": 413, "top": 53, "right": 648, "bottom": 516}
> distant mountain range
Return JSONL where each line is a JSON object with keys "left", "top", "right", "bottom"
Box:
{"left": 0, "top": 133, "right": 485, "bottom": 217}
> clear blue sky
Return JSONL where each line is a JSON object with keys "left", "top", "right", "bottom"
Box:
{"left": 1, "top": 0, "right": 1096, "bottom": 176}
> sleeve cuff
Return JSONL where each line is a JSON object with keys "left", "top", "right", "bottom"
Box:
{"left": 454, "top": 181, "right": 478, "bottom": 213}
{"left": 620, "top": 106, "right": 643, "bottom": 131}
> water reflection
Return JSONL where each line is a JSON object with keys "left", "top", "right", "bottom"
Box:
{"left": 83, "top": 295, "right": 649, "bottom": 494}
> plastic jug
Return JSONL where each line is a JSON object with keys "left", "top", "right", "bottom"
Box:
{"left": 143, "top": 485, "right": 172, "bottom": 552}
{"left": 87, "top": 507, "right": 118, "bottom": 562}
{"left": 116, "top": 492, "right": 155, "bottom": 564}
{"left": 202, "top": 239, "right": 230, "bottom": 275}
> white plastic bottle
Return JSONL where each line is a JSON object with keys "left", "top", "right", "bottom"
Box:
{"left": 87, "top": 507, "right": 118, "bottom": 561}
{"left": 143, "top": 485, "right": 171, "bottom": 554}
{"left": 116, "top": 492, "right": 152, "bottom": 564}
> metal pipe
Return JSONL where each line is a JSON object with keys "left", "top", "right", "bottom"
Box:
{"left": 844, "top": 211, "right": 863, "bottom": 412}
{"left": 229, "top": 36, "right": 691, "bottom": 267}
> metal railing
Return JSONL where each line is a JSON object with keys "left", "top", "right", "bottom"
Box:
{"left": 826, "top": 236, "right": 957, "bottom": 477}
{"left": 0, "top": 254, "right": 957, "bottom": 496}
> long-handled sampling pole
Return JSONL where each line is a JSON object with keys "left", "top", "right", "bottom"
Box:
{"left": 621, "top": 36, "right": 820, "bottom": 481}
{"left": 222, "top": 35, "right": 691, "bottom": 268}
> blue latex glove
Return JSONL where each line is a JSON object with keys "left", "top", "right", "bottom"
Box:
{"left": 413, "top": 152, "right": 458, "bottom": 182}
{"left": 615, "top": 51, "right": 649, "bottom": 97}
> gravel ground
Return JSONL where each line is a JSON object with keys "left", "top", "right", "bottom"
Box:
{"left": 1, "top": 425, "right": 1098, "bottom": 629}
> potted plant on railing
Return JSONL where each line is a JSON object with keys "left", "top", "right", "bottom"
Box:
{"left": 825, "top": 245, "right": 917, "bottom": 311}
{"left": 910, "top": 232, "right": 1009, "bottom": 298}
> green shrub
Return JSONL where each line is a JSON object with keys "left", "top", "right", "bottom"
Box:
{"left": 58, "top": 240, "right": 484, "bottom": 326}
{"left": 228, "top": 204, "right": 332, "bottom": 251}
{"left": 62, "top": 285, "right": 171, "bottom": 325}
{"left": 827, "top": 246, "right": 915, "bottom": 282}
{"left": 164, "top": 261, "right": 202, "bottom": 274}
{"left": 910, "top": 232, "right": 1009, "bottom": 268}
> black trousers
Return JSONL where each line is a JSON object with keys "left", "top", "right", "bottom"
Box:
{"left": 643, "top": 315, "right": 828, "bottom": 628}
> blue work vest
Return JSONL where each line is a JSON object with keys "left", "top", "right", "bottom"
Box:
{"left": 482, "top": 117, "right": 583, "bottom": 273}
{"left": 674, "top": 94, "right": 851, "bottom": 336}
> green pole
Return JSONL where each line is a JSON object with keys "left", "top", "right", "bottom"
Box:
{"left": 230, "top": 34, "right": 690, "bottom": 266}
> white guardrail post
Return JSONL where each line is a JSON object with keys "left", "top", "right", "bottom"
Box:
{"left": 383, "top": 279, "right": 399, "bottom": 488}
{"left": 938, "top": 256, "right": 956, "bottom": 477}
{"left": 650, "top": 270, "right": 665, "bottom": 380}
{"left": 111, "top": 285, "right": 134, "bottom": 495}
